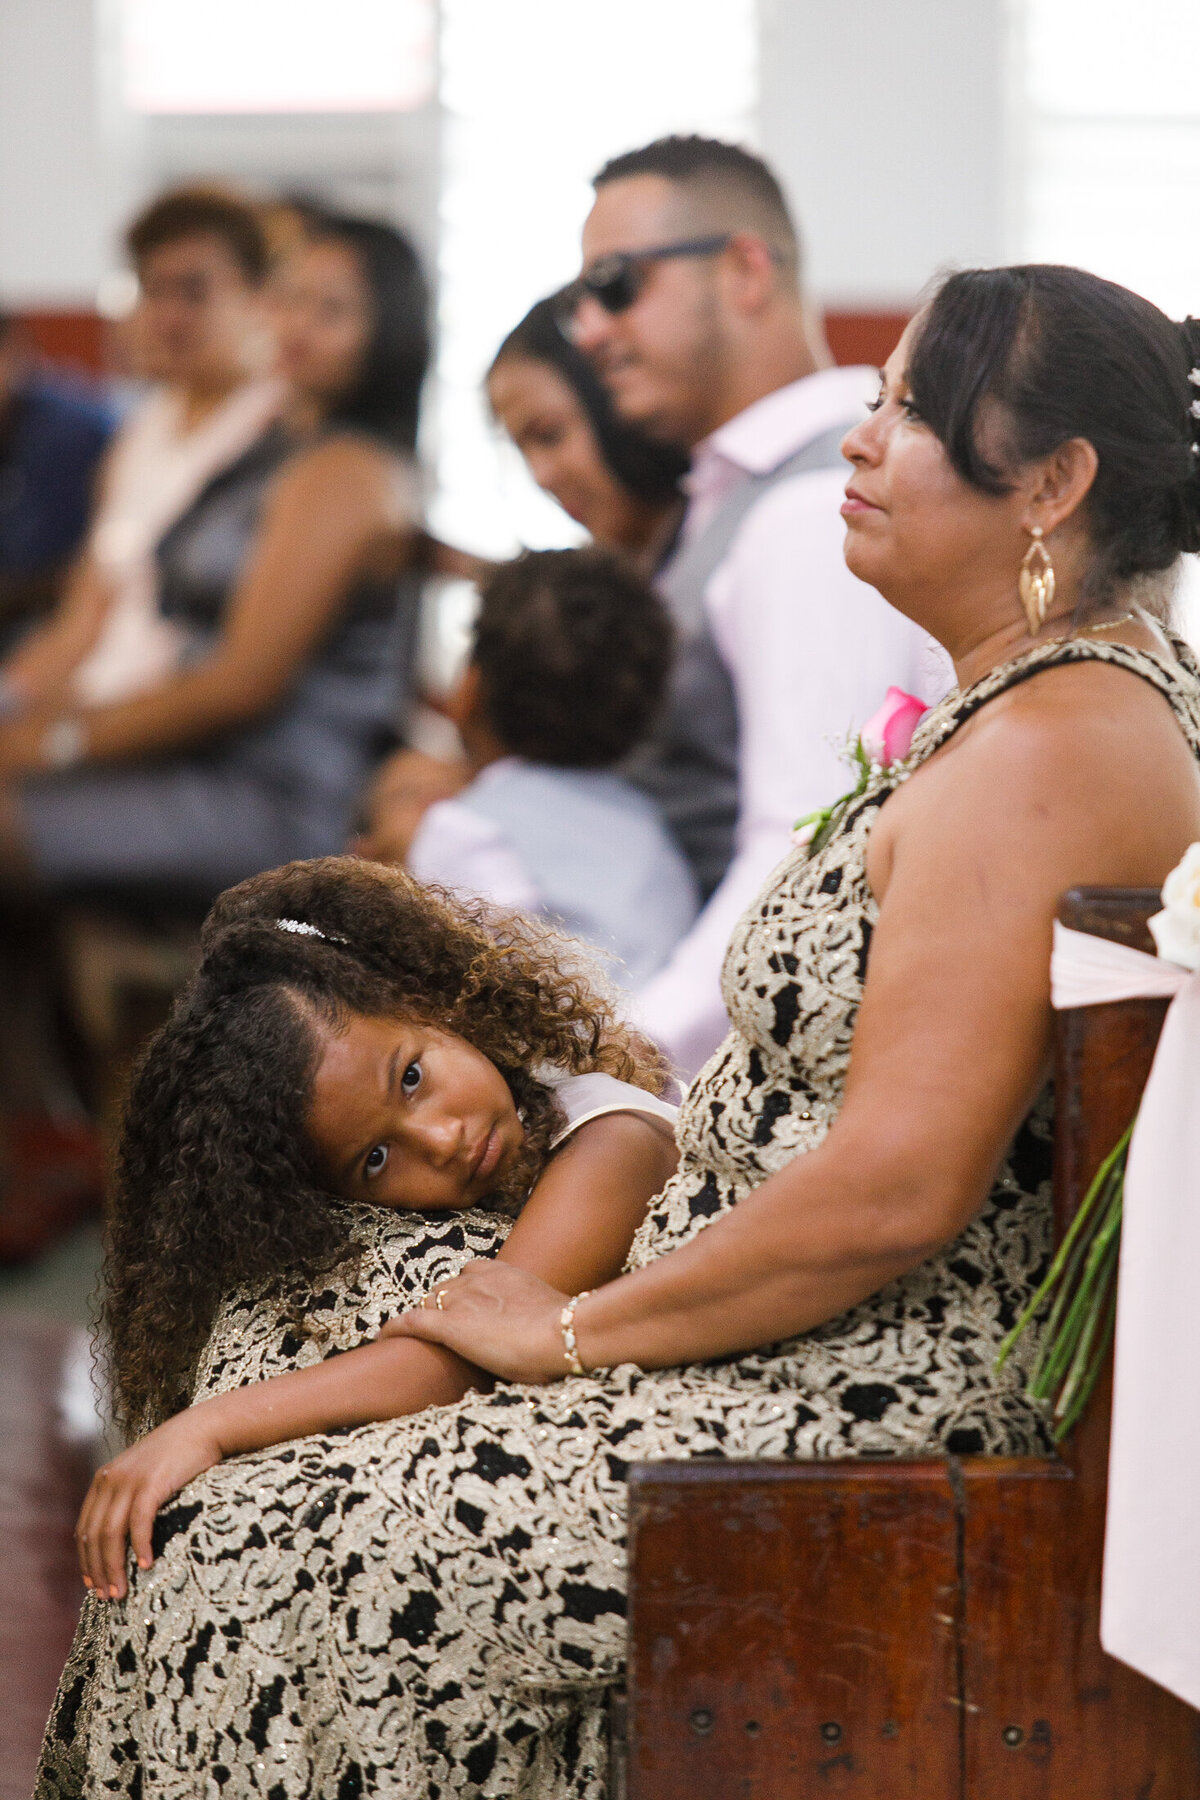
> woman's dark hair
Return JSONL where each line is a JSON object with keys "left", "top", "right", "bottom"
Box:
{"left": 908, "top": 264, "right": 1200, "bottom": 615}
{"left": 104, "top": 856, "right": 666, "bottom": 1435}
{"left": 473, "top": 547, "right": 674, "bottom": 767}
{"left": 489, "top": 292, "right": 689, "bottom": 505}
{"left": 125, "top": 183, "right": 271, "bottom": 285}
{"left": 304, "top": 209, "right": 431, "bottom": 452}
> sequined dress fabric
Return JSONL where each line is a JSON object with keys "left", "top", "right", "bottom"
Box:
{"left": 37, "top": 639, "right": 1200, "bottom": 1799}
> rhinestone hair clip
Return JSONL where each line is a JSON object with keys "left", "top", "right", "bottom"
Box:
{"left": 275, "top": 917, "right": 348, "bottom": 945}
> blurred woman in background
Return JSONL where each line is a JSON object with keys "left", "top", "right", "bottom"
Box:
{"left": 358, "top": 289, "right": 689, "bottom": 864}
{"left": 0, "top": 207, "right": 431, "bottom": 1258}
{"left": 0, "top": 207, "right": 429, "bottom": 902}
{"left": 487, "top": 289, "right": 688, "bottom": 572}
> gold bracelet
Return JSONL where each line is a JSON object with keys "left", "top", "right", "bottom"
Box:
{"left": 560, "top": 1290, "right": 592, "bottom": 1375}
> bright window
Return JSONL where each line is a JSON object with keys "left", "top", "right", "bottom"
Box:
{"left": 1020, "top": 0, "right": 1200, "bottom": 639}
{"left": 120, "top": 0, "right": 435, "bottom": 115}
{"left": 1020, "top": 0, "right": 1200, "bottom": 317}
{"left": 432, "top": 0, "right": 758, "bottom": 555}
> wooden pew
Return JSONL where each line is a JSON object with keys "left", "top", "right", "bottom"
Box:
{"left": 621, "top": 888, "right": 1200, "bottom": 1798}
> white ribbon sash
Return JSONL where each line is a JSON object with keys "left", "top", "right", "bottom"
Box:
{"left": 1051, "top": 922, "right": 1200, "bottom": 1711}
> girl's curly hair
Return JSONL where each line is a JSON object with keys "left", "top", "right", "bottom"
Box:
{"left": 104, "top": 856, "right": 668, "bottom": 1436}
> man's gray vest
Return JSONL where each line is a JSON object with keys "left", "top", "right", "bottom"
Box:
{"left": 629, "top": 421, "right": 855, "bottom": 900}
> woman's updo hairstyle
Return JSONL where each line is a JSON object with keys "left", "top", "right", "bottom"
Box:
{"left": 908, "top": 265, "right": 1200, "bottom": 616}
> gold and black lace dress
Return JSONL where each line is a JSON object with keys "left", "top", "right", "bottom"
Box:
{"left": 37, "top": 637, "right": 1200, "bottom": 1800}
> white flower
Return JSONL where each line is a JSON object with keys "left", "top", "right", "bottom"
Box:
{"left": 1149, "top": 842, "right": 1200, "bottom": 971}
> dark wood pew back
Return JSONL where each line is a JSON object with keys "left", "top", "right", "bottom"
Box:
{"left": 623, "top": 888, "right": 1200, "bottom": 1798}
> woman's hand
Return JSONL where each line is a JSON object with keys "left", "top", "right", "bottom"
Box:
{"left": 75, "top": 1413, "right": 224, "bottom": 1601}
{"left": 381, "top": 1260, "right": 572, "bottom": 1383}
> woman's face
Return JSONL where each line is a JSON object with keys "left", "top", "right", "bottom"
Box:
{"left": 271, "top": 238, "right": 372, "bottom": 407}
{"left": 487, "top": 353, "right": 648, "bottom": 548}
{"left": 306, "top": 1012, "right": 526, "bottom": 1211}
{"left": 840, "top": 319, "right": 1028, "bottom": 616}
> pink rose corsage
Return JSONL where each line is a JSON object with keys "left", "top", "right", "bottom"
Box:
{"left": 793, "top": 687, "right": 928, "bottom": 858}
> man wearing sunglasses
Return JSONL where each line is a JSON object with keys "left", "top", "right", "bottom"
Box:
{"left": 567, "top": 135, "right": 945, "bottom": 1079}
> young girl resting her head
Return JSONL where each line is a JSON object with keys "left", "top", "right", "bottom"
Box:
{"left": 76, "top": 855, "right": 678, "bottom": 1602}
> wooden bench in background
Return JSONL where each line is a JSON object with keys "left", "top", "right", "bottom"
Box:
{"left": 621, "top": 888, "right": 1200, "bottom": 1798}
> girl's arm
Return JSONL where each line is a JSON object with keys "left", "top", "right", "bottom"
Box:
{"left": 0, "top": 437, "right": 413, "bottom": 774}
{"left": 75, "top": 1109, "right": 676, "bottom": 1600}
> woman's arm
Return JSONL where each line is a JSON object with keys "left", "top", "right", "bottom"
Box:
{"left": 75, "top": 1110, "right": 676, "bottom": 1599}
{"left": 0, "top": 437, "right": 413, "bottom": 773}
{"left": 391, "top": 662, "right": 1200, "bottom": 1380}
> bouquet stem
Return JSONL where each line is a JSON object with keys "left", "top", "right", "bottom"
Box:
{"left": 996, "top": 1121, "right": 1132, "bottom": 1441}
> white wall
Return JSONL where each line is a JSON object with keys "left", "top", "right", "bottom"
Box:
{"left": 757, "top": 0, "right": 1010, "bottom": 308}
{"left": 1, "top": 0, "right": 1012, "bottom": 315}
{"left": 0, "top": 0, "right": 438, "bottom": 310}
{"left": 0, "top": 0, "right": 113, "bottom": 305}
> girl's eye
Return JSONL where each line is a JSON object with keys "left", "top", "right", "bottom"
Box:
{"left": 364, "top": 1144, "right": 389, "bottom": 1179}
{"left": 900, "top": 396, "right": 923, "bottom": 421}
{"left": 400, "top": 1060, "right": 422, "bottom": 1095}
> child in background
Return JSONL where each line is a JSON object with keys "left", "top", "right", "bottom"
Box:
{"left": 400, "top": 547, "right": 698, "bottom": 987}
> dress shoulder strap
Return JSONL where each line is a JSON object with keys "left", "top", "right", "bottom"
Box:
{"left": 908, "top": 631, "right": 1200, "bottom": 768}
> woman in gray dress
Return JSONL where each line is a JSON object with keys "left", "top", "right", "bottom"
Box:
{"left": 38, "top": 265, "right": 1200, "bottom": 1799}
{"left": 0, "top": 209, "right": 430, "bottom": 902}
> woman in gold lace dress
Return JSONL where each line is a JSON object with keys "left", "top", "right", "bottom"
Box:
{"left": 40, "top": 265, "right": 1200, "bottom": 1799}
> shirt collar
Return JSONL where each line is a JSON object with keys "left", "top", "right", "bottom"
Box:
{"left": 694, "top": 364, "right": 879, "bottom": 480}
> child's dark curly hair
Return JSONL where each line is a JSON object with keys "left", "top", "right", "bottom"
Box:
{"left": 104, "top": 856, "right": 668, "bottom": 1436}
{"left": 473, "top": 547, "right": 674, "bottom": 767}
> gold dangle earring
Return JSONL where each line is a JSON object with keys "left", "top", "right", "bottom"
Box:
{"left": 1019, "top": 526, "right": 1055, "bottom": 635}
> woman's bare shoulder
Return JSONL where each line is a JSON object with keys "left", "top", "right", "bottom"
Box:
{"left": 917, "top": 649, "right": 1200, "bottom": 856}
{"left": 281, "top": 432, "right": 408, "bottom": 488}
{"left": 268, "top": 434, "right": 418, "bottom": 530}
{"left": 962, "top": 652, "right": 1196, "bottom": 773}
{"left": 872, "top": 650, "right": 1200, "bottom": 912}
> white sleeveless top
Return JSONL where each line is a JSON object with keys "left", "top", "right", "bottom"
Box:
{"left": 546, "top": 1071, "right": 678, "bottom": 1150}
{"left": 75, "top": 376, "right": 283, "bottom": 705}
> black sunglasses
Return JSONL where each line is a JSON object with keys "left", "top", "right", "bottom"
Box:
{"left": 564, "top": 234, "right": 733, "bottom": 317}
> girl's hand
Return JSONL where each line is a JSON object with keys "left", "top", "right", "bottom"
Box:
{"left": 381, "top": 1260, "right": 573, "bottom": 1383}
{"left": 75, "top": 1414, "right": 224, "bottom": 1600}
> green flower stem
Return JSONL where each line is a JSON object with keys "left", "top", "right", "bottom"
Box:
{"left": 1054, "top": 1229, "right": 1121, "bottom": 1438}
{"left": 997, "top": 1122, "right": 1131, "bottom": 1369}
{"left": 1031, "top": 1169, "right": 1121, "bottom": 1398}
{"left": 1056, "top": 1269, "right": 1118, "bottom": 1441}
{"left": 995, "top": 1118, "right": 1133, "bottom": 1439}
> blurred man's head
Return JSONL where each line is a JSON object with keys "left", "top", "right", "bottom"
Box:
{"left": 572, "top": 136, "right": 820, "bottom": 448}
{"left": 125, "top": 186, "right": 270, "bottom": 393}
